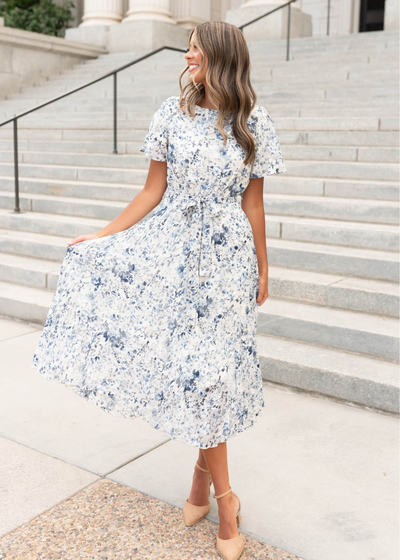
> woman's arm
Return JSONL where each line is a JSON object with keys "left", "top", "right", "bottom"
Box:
{"left": 68, "top": 160, "right": 168, "bottom": 246}
{"left": 241, "top": 177, "right": 269, "bottom": 306}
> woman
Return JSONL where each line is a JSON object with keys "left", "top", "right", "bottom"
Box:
{"left": 32, "top": 20, "right": 286, "bottom": 560}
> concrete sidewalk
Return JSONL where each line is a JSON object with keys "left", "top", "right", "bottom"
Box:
{"left": 0, "top": 316, "right": 398, "bottom": 560}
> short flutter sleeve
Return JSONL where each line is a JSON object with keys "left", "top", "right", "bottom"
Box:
{"left": 140, "top": 97, "right": 171, "bottom": 162}
{"left": 250, "top": 106, "right": 287, "bottom": 178}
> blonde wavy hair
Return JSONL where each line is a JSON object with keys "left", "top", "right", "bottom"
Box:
{"left": 178, "top": 21, "right": 258, "bottom": 168}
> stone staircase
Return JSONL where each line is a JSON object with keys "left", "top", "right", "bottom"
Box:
{"left": 0, "top": 29, "right": 398, "bottom": 413}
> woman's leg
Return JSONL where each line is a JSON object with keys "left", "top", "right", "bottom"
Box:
{"left": 202, "top": 443, "right": 240, "bottom": 540}
{"left": 187, "top": 449, "right": 211, "bottom": 507}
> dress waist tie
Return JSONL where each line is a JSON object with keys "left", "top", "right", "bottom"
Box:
{"left": 179, "top": 193, "right": 242, "bottom": 277}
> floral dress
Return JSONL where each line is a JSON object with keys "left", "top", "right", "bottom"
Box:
{"left": 31, "top": 96, "right": 287, "bottom": 449}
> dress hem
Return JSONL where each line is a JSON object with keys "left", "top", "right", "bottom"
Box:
{"left": 31, "top": 362, "right": 265, "bottom": 450}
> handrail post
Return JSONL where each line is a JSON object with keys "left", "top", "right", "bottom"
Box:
{"left": 287, "top": 2, "right": 291, "bottom": 61}
{"left": 327, "top": 0, "right": 330, "bottom": 35}
{"left": 113, "top": 72, "right": 117, "bottom": 154}
{"left": 13, "top": 118, "right": 20, "bottom": 213}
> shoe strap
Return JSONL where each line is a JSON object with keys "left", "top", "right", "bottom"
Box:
{"left": 195, "top": 461, "right": 210, "bottom": 473}
{"left": 213, "top": 486, "right": 232, "bottom": 500}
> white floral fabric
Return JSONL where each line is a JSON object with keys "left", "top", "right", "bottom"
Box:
{"left": 32, "top": 96, "right": 287, "bottom": 449}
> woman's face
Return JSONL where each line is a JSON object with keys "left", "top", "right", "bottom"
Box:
{"left": 185, "top": 33, "right": 207, "bottom": 84}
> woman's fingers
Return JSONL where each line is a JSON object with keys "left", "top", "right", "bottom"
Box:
{"left": 256, "top": 277, "right": 269, "bottom": 306}
{"left": 67, "top": 234, "right": 98, "bottom": 247}
{"left": 256, "top": 291, "right": 268, "bottom": 306}
{"left": 67, "top": 236, "right": 84, "bottom": 247}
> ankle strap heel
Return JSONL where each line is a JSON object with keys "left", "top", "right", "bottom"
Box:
{"left": 214, "top": 487, "right": 245, "bottom": 560}
{"left": 183, "top": 462, "right": 213, "bottom": 527}
{"left": 213, "top": 487, "right": 232, "bottom": 500}
{"left": 213, "top": 487, "right": 242, "bottom": 527}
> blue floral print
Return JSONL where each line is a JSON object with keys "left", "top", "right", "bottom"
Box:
{"left": 31, "top": 96, "right": 287, "bottom": 449}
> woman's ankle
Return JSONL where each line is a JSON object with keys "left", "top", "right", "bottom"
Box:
{"left": 197, "top": 453, "right": 208, "bottom": 471}
{"left": 216, "top": 493, "right": 238, "bottom": 516}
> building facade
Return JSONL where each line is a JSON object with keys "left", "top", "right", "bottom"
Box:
{"left": 64, "top": 0, "right": 397, "bottom": 37}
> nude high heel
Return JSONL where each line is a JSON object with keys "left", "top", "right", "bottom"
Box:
{"left": 183, "top": 461, "right": 213, "bottom": 526}
{"left": 214, "top": 487, "right": 245, "bottom": 560}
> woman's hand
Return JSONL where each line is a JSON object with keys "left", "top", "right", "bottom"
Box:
{"left": 256, "top": 270, "right": 269, "bottom": 307}
{"left": 67, "top": 234, "right": 99, "bottom": 247}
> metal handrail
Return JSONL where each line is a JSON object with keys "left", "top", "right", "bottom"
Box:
{"left": 239, "top": 0, "right": 298, "bottom": 62}
{"left": 327, "top": 0, "right": 331, "bottom": 36}
{"left": 0, "top": 45, "right": 187, "bottom": 213}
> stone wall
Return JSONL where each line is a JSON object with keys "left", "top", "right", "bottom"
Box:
{"left": 0, "top": 18, "right": 106, "bottom": 100}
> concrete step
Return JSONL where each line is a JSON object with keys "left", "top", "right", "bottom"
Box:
{"left": 267, "top": 267, "right": 399, "bottom": 317}
{"left": 265, "top": 238, "right": 399, "bottom": 282}
{"left": 257, "top": 333, "right": 399, "bottom": 413}
{"left": 285, "top": 160, "right": 399, "bottom": 182}
{"left": 0, "top": 139, "right": 144, "bottom": 155}
{"left": 264, "top": 176, "right": 399, "bottom": 202}
{"left": 0, "top": 128, "right": 145, "bottom": 142}
{"left": 249, "top": 41, "right": 399, "bottom": 57}
{"left": 281, "top": 145, "right": 399, "bottom": 163}
{"left": 258, "top": 298, "right": 399, "bottom": 361}
{"left": 267, "top": 214, "right": 399, "bottom": 252}
{"left": 0, "top": 150, "right": 150, "bottom": 170}
{"left": 0, "top": 162, "right": 147, "bottom": 185}
{"left": 0, "top": 228, "right": 70, "bottom": 261}
{"left": 0, "top": 252, "right": 60, "bottom": 290}
{"left": 266, "top": 61, "right": 400, "bottom": 75}
{"left": 0, "top": 176, "right": 143, "bottom": 203}
{"left": 248, "top": 35, "right": 399, "bottom": 50}
{"left": 262, "top": 193, "right": 399, "bottom": 224}
{"left": 0, "top": 279, "right": 54, "bottom": 324}
{"left": 0, "top": 191, "right": 127, "bottom": 221}
{"left": 0, "top": 207, "right": 108, "bottom": 238}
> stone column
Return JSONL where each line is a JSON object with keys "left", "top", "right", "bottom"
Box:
{"left": 79, "top": 0, "right": 124, "bottom": 26}
{"left": 170, "top": 0, "right": 210, "bottom": 29}
{"left": 384, "top": 0, "right": 400, "bottom": 30}
{"left": 122, "top": 0, "right": 177, "bottom": 23}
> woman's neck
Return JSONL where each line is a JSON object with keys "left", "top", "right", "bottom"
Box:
{"left": 198, "top": 87, "right": 219, "bottom": 110}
